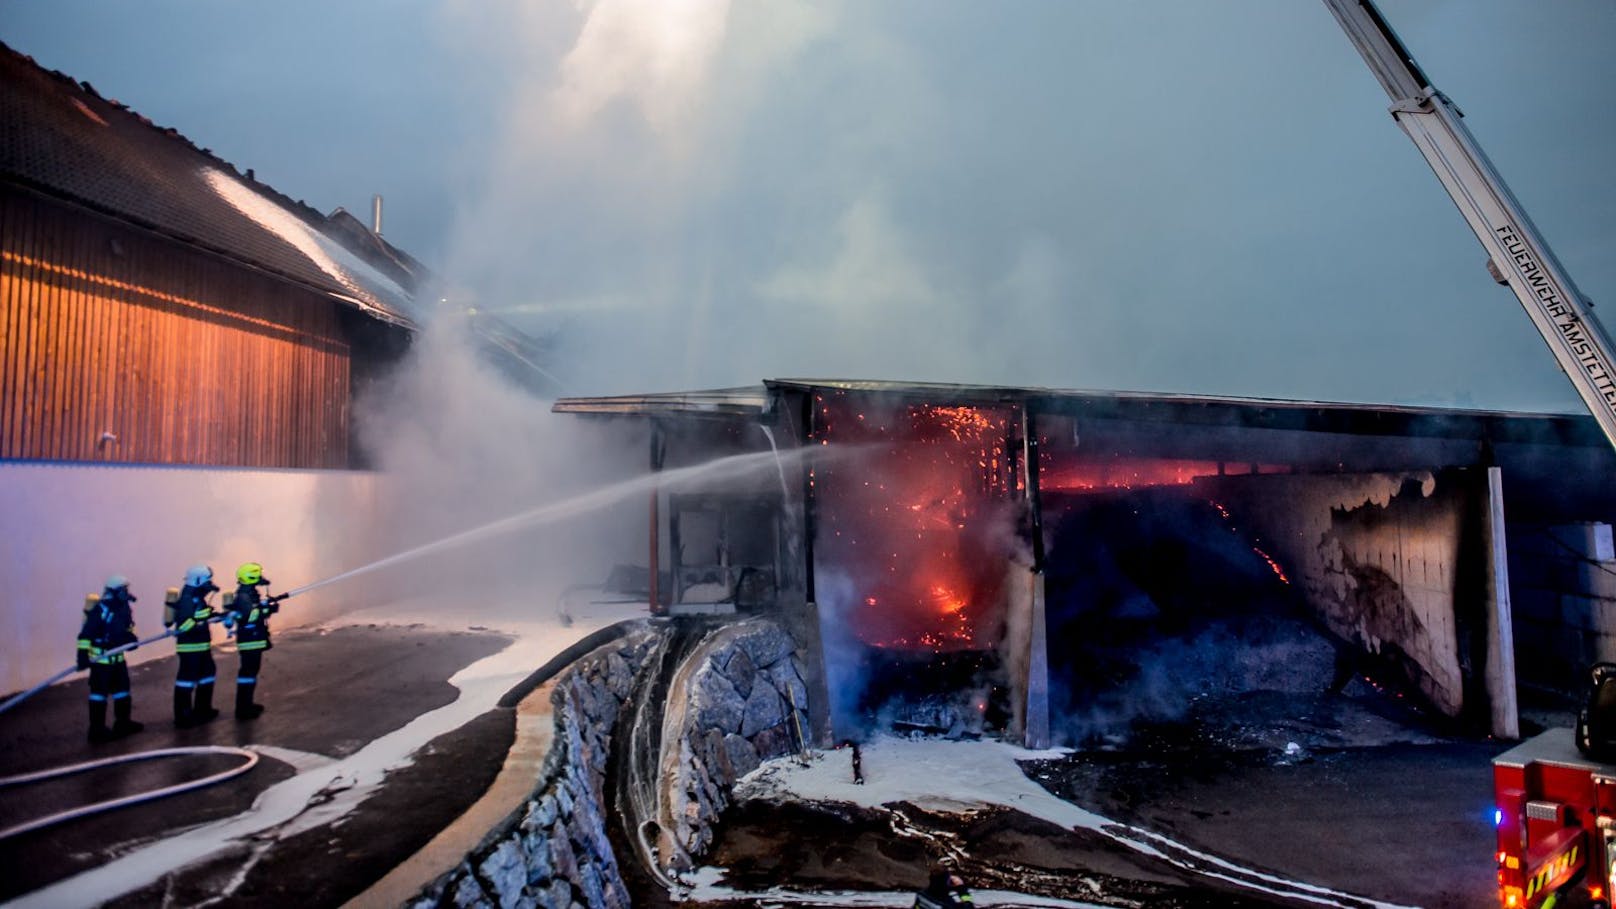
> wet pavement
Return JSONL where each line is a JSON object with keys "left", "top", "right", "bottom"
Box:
{"left": 0, "top": 624, "right": 512, "bottom": 904}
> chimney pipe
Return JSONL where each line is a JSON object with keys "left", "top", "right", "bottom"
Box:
{"left": 371, "top": 194, "right": 383, "bottom": 236}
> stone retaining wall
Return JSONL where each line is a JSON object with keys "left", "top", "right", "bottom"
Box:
{"left": 411, "top": 617, "right": 810, "bottom": 908}
{"left": 410, "top": 629, "right": 657, "bottom": 909}
{"left": 658, "top": 618, "right": 811, "bottom": 870}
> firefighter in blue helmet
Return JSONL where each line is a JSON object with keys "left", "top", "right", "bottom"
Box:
{"left": 169, "top": 564, "right": 221, "bottom": 727}
{"left": 225, "top": 562, "right": 280, "bottom": 720}
{"left": 76, "top": 575, "right": 144, "bottom": 742}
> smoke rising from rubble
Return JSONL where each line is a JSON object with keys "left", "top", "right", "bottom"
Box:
{"left": 1049, "top": 621, "right": 1338, "bottom": 746}
{"left": 813, "top": 568, "right": 868, "bottom": 735}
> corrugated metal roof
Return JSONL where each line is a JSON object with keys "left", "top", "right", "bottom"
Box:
{"left": 767, "top": 378, "right": 1570, "bottom": 419}
{"left": 0, "top": 42, "right": 416, "bottom": 327}
{"left": 554, "top": 378, "right": 1605, "bottom": 446}
{"left": 552, "top": 387, "right": 769, "bottom": 418}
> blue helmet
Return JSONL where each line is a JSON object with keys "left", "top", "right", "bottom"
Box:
{"left": 184, "top": 564, "right": 213, "bottom": 587}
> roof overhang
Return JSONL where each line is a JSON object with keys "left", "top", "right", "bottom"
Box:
{"left": 554, "top": 378, "right": 1603, "bottom": 448}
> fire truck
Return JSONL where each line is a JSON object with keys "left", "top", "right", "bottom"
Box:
{"left": 1493, "top": 728, "right": 1615, "bottom": 909}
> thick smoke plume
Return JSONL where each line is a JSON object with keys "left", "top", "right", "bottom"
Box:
{"left": 351, "top": 319, "right": 648, "bottom": 620}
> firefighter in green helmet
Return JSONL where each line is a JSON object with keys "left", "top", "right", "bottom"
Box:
{"left": 225, "top": 562, "right": 281, "bottom": 720}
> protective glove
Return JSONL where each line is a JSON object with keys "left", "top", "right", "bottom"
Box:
{"left": 77, "top": 651, "right": 90, "bottom": 671}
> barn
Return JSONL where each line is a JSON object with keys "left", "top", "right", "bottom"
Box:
{"left": 0, "top": 43, "right": 541, "bottom": 693}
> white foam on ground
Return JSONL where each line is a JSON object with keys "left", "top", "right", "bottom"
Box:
{"left": 682, "top": 866, "right": 1106, "bottom": 908}
{"left": 11, "top": 601, "right": 645, "bottom": 909}
{"left": 245, "top": 744, "right": 335, "bottom": 774}
{"left": 730, "top": 735, "right": 1418, "bottom": 909}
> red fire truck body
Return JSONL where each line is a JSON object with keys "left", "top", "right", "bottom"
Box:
{"left": 1494, "top": 729, "right": 1616, "bottom": 908}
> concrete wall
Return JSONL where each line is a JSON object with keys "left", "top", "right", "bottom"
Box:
{"left": 0, "top": 461, "right": 385, "bottom": 695}
{"left": 1509, "top": 522, "right": 1616, "bottom": 693}
{"left": 1199, "top": 468, "right": 1511, "bottom": 732}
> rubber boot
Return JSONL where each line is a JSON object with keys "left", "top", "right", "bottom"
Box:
{"left": 192, "top": 681, "right": 220, "bottom": 724}
{"left": 174, "top": 686, "right": 193, "bottom": 728}
{"left": 88, "top": 699, "right": 112, "bottom": 743}
{"left": 235, "top": 682, "right": 263, "bottom": 720}
{"left": 112, "top": 696, "right": 144, "bottom": 737}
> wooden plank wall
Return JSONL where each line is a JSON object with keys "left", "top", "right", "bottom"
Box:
{"left": 0, "top": 189, "right": 354, "bottom": 467}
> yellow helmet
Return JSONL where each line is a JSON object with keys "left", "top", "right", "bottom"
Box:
{"left": 236, "top": 562, "right": 266, "bottom": 586}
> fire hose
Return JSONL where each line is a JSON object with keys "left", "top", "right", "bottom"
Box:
{"left": 0, "top": 746, "right": 260, "bottom": 841}
{"left": 0, "top": 592, "right": 291, "bottom": 718}
{"left": 0, "top": 591, "right": 293, "bottom": 840}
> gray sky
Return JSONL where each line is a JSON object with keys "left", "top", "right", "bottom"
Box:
{"left": 3, "top": 0, "right": 1612, "bottom": 410}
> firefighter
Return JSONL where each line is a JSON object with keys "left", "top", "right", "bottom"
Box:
{"left": 169, "top": 564, "right": 221, "bottom": 727}
{"left": 76, "top": 575, "right": 144, "bottom": 742}
{"left": 225, "top": 562, "right": 280, "bottom": 720}
{"left": 913, "top": 868, "right": 973, "bottom": 909}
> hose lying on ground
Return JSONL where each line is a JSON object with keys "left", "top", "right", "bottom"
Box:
{"left": 0, "top": 745, "right": 260, "bottom": 841}
{"left": 497, "top": 620, "right": 638, "bottom": 709}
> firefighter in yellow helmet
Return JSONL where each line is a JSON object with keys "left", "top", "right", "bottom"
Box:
{"left": 224, "top": 562, "right": 281, "bottom": 720}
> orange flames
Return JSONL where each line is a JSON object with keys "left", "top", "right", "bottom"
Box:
{"left": 1040, "top": 458, "right": 1289, "bottom": 492}
{"left": 816, "top": 394, "right": 1016, "bottom": 651}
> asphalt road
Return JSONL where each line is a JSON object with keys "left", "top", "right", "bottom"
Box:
{"left": 0, "top": 624, "right": 512, "bottom": 903}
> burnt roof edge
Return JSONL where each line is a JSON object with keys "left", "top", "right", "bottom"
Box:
{"left": 555, "top": 378, "right": 1603, "bottom": 447}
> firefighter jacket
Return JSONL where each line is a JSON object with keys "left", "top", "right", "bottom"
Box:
{"left": 77, "top": 591, "right": 138, "bottom": 666}
{"left": 170, "top": 583, "right": 218, "bottom": 653}
{"left": 227, "top": 585, "right": 277, "bottom": 651}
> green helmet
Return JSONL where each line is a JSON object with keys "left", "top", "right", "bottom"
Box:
{"left": 236, "top": 562, "right": 266, "bottom": 586}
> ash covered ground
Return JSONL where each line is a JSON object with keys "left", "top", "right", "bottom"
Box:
{"left": 682, "top": 657, "right": 1511, "bottom": 909}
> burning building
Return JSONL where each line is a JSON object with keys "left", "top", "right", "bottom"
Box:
{"left": 556, "top": 379, "right": 1616, "bottom": 747}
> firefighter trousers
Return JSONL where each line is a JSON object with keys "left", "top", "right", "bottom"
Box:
{"left": 88, "top": 661, "right": 131, "bottom": 737}
{"left": 175, "top": 650, "right": 217, "bottom": 724}
{"left": 236, "top": 649, "right": 264, "bottom": 718}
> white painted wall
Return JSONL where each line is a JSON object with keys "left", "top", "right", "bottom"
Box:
{"left": 1, "top": 461, "right": 387, "bottom": 694}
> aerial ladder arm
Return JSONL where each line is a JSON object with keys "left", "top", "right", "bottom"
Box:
{"left": 1324, "top": 0, "right": 1616, "bottom": 453}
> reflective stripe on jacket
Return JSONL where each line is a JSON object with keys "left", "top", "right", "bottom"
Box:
{"left": 172, "top": 584, "right": 217, "bottom": 652}
{"left": 230, "top": 585, "right": 275, "bottom": 650}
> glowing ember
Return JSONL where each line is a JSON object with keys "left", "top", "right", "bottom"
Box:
{"left": 815, "top": 393, "right": 1018, "bottom": 651}
{"left": 1042, "top": 459, "right": 1289, "bottom": 492}
{"left": 1210, "top": 500, "right": 1292, "bottom": 586}
{"left": 1252, "top": 545, "right": 1291, "bottom": 585}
